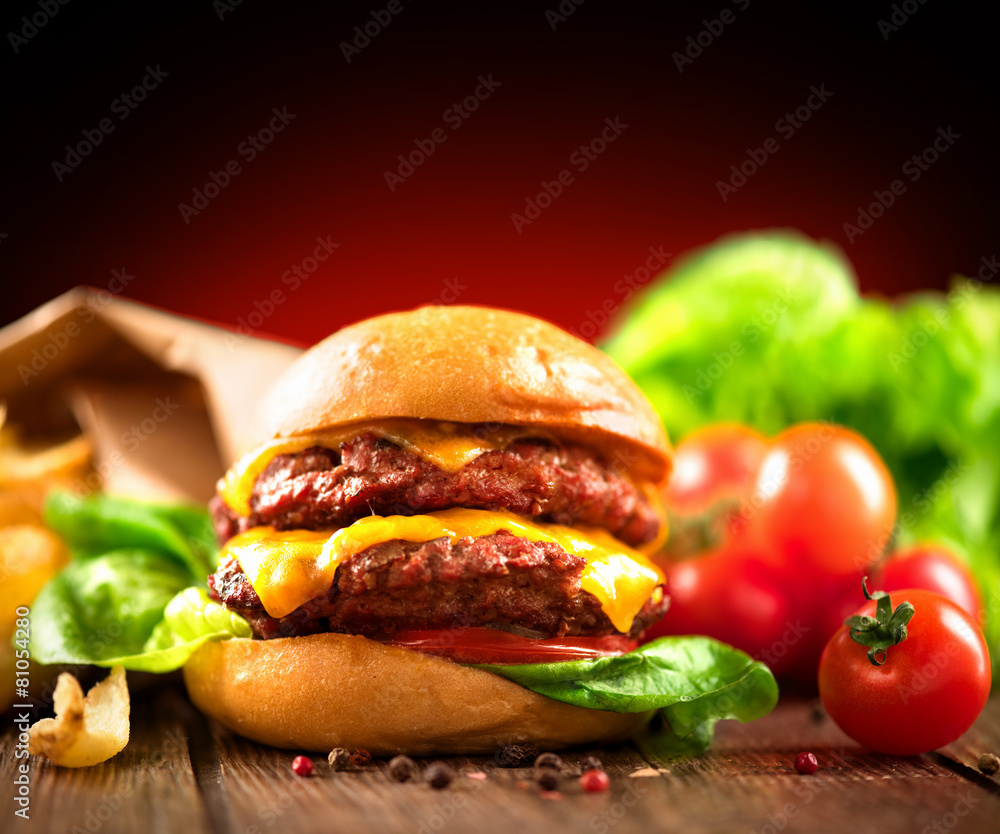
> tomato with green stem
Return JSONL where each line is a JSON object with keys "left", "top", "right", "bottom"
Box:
{"left": 818, "top": 580, "right": 991, "bottom": 755}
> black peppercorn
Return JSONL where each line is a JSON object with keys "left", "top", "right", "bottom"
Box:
{"left": 388, "top": 755, "right": 418, "bottom": 782}
{"left": 425, "top": 762, "right": 454, "bottom": 789}
{"left": 534, "top": 752, "right": 562, "bottom": 772}
{"left": 537, "top": 769, "right": 559, "bottom": 791}
{"left": 580, "top": 755, "right": 604, "bottom": 772}
{"left": 498, "top": 743, "right": 538, "bottom": 768}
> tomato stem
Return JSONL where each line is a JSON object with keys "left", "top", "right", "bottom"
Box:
{"left": 844, "top": 577, "right": 915, "bottom": 666}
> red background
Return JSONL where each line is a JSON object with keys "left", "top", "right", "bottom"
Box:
{"left": 2, "top": 1, "right": 996, "bottom": 347}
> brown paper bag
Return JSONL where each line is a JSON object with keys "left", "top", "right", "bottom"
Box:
{"left": 0, "top": 287, "right": 302, "bottom": 503}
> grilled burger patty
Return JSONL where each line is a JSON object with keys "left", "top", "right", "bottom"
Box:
{"left": 209, "top": 531, "right": 668, "bottom": 641}
{"left": 211, "top": 433, "right": 661, "bottom": 548}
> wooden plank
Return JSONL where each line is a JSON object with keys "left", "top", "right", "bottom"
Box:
{"left": 646, "top": 699, "right": 1000, "bottom": 833}
{"left": 0, "top": 686, "right": 213, "bottom": 834}
{"left": 199, "top": 698, "right": 1000, "bottom": 834}
{"left": 3, "top": 688, "right": 999, "bottom": 833}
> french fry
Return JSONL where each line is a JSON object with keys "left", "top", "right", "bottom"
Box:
{"left": 28, "top": 667, "right": 130, "bottom": 767}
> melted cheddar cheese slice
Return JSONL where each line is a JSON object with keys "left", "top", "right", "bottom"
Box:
{"left": 222, "top": 508, "right": 665, "bottom": 634}
{"left": 218, "top": 420, "right": 538, "bottom": 517}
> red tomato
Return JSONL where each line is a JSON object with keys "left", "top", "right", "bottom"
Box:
{"left": 750, "top": 423, "right": 897, "bottom": 577}
{"left": 873, "top": 545, "right": 983, "bottom": 624}
{"left": 383, "top": 628, "right": 638, "bottom": 664}
{"left": 818, "top": 588, "right": 991, "bottom": 755}
{"left": 667, "top": 423, "right": 769, "bottom": 513}
{"left": 645, "top": 547, "right": 797, "bottom": 675}
{"left": 662, "top": 424, "right": 769, "bottom": 560}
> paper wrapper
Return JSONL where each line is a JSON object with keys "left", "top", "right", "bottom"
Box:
{"left": 0, "top": 287, "right": 302, "bottom": 503}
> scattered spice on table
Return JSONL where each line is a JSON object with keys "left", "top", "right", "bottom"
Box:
{"left": 292, "top": 756, "right": 313, "bottom": 777}
{"left": 795, "top": 753, "right": 819, "bottom": 775}
{"left": 387, "top": 755, "right": 417, "bottom": 782}
{"left": 327, "top": 747, "right": 351, "bottom": 770}
{"left": 425, "top": 762, "right": 454, "bottom": 790}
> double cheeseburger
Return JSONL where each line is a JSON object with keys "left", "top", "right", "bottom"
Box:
{"left": 185, "top": 305, "right": 672, "bottom": 754}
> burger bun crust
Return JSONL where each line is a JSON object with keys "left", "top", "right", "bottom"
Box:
{"left": 184, "top": 633, "right": 653, "bottom": 755}
{"left": 250, "top": 305, "right": 671, "bottom": 483}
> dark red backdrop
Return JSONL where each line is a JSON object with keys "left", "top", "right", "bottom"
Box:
{"left": 2, "top": 1, "right": 996, "bottom": 346}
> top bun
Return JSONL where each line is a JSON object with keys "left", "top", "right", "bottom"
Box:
{"left": 252, "top": 305, "right": 671, "bottom": 482}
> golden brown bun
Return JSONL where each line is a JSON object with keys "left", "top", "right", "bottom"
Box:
{"left": 251, "top": 305, "right": 671, "bottom": 483}
{"left": 184, "top": 633, "right": 653, "bottom": 755}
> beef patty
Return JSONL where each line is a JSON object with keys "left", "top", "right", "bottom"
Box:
{"left": 211, "top": 433, "right": 661, "bottom": 549}
{"left": 209, "top": 531, "right": 668, "bottom": 641}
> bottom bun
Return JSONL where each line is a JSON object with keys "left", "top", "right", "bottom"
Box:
{"left": 183, "top": 633, "right": 653, "bottom": 755}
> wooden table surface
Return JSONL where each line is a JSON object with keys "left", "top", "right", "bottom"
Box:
{"left": 3, "top": 687, "right": 998, "bottom": 834}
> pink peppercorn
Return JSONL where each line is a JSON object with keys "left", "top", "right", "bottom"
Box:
{"left": 292, "top": 755, "right": 314, "bottom": 776}
{"left": 795, "top": 752, "right": 818, "bottom": 775}
{"left": 580, "top": 769, "right": 610, "bottom": 792}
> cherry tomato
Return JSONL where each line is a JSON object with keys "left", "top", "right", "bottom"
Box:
{"left": 667, "top": 423, "right": 769, "bottom": 513}
{"left": 645, "top": 546, "right": 797, "bottom": 675}
{"left": 750, "top": 423, "right": 897, "bottom": 577}
{"left": 873, "top": 544, "right": 983, "bottom": 624}
{"left": 383, "top": 628, "right": 638, "bottom": 664}
{"left": 818, "top": 587, "right": 991, "bottom": 755}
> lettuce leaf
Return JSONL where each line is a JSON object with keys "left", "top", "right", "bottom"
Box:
{"left": 28, "top": 547, "right": 251, "bottom": 672}
{"left": 29, "top": 493, "right": 249, "bottom": 672}
{"left": 603, "top": 232, "right": 1000, "bottom": 666}
{"left": 44, "top": 491, "right": 217, "bottom": 581}
{"left": 29, "top": 549, "right": 194, "bottom": 666}
{"left": 477, "top": 637, "right": 778, "bottom": 754}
